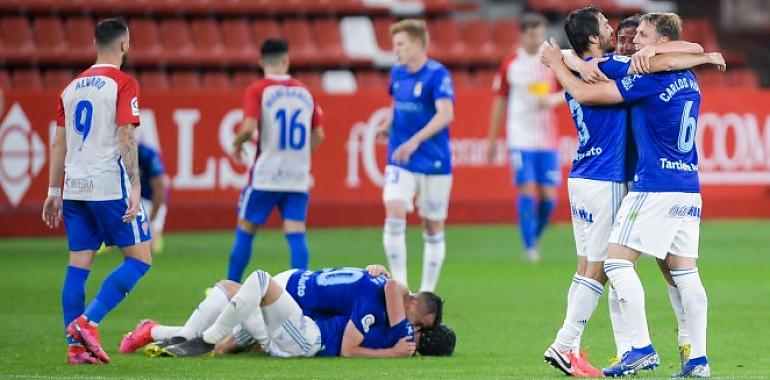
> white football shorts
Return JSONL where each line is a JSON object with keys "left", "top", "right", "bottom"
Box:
{"left": 568, "top": 178, "right": 627, "bottom": 262}
{"left": 382, "top": 165, "right": 452, "bottom": 221}
{"left": 609, "top": 191, "right": 702, "bottom": 260}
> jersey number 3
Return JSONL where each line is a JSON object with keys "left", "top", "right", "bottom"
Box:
{"left": 275, "top": 109, "right": 307, "bottom": 150}
{"left": 569, "top": 99, "right": 589, "bottom": 147}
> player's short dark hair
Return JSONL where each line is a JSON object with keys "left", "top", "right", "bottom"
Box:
{"left": 640, "top": 12, "right": 682, "bottom": 40}
{"left": 617, "top": 14, "right": 641, "bottom": 35}
{"left": 417, "top": 291, "right": 443, "bottom": 327}
{"left": 94, "top": 18, "right": 128, "bottom": 50}
{"left": 564, "top": 6, "right": 601, "bottom": 55}
{"left": 417, "top": 324, "right": 456, "bottom": 356}
{"left": 520, "top": 13, "right": 547, "bottom": 32}
{"left": 260, "top": 38, "right": 289, "bottom": 59}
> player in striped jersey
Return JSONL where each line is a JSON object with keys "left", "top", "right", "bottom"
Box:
{"left": 487, "top": 13, "right": 565, "bottom": 262}
{"left": 226, "top": 38, "right": 325, "bottom": 282}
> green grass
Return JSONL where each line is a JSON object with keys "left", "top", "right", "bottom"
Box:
{"left": 1, "top": 220, "right": 768, "bottom": 379}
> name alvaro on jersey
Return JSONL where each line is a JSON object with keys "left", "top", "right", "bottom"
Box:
{"left": 74, "top": 76, "right": 107, "bottom": 91}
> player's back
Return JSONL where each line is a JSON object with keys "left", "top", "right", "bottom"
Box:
{"left": 58, "top": 64, "right": 140, "bottom": 201}
{"left": 245, "top": 75, "right": 321, "bottom": 192}
{"left": 286, "top": 267, "right": 387, "bottom": 318}
{"left": 620, "top": 70, "right": 701, "bottom": 193}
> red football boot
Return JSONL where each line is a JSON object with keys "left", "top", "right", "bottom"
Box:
{"left": 67, "top": 344, "right": 100, "bottom": 365}
{"left": 119, "top": 319, "right": 158, "bottom": 353}
{"left": 67, "top": 316, "right": 111, "bottom": 363}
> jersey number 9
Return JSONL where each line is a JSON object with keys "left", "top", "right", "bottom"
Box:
{"left": 275, "top": 109, "right": 307, "bottom": 150}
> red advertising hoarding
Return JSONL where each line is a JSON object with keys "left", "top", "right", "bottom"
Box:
{"left": 1, "top": 89, "right": 769, "bottom": 237}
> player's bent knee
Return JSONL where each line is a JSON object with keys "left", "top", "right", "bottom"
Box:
{"left": 422, "top": 220, "right": 444, "bottom": 236}
{"left": 282, "top": 220, "right": 305, "bottom": 233}
{"left": 518, "top": 183, "right": 537, "bottom": 195}
{"left": 69, "top": 251, "right": 96, "bottom": 270}
{"left": 217, "top": 280, "right": 242, "bottom": 298}
{"left": 584, "top": 261, "right": 608, "bottom": 284}
{"left": 120, "top": 241, "right": 152, "bottom": 265}
{"left": 385, "top": 200, "right": 408, "bottom": 218}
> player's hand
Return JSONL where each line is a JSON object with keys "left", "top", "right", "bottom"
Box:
{"left": 42, "top": 195, "right": 63, "bottom": 229}
{"left": 123, "top": 185, "right": 141, "bottom": 223}
{"left": 366, "top": 264, "right": 391, "bottom": 279}
{"left": 707, "top": 52, "right": 726, "bottom": 72}
{"left": 539, "top": 38, "right": 563, "bottom": 68}
{"left": 231, "top": 143, "right": 245, "bottom": 165}
{"left": 376, "top": 122, "right": 390, "bottom": 143}
{"left": 632, "top": 45, "right": 657, "bottom": 74}
{"left": 578, "top": 57, "right": 610, "bottom": 83}
{"left": 485, "top": 138, "right": 497, "bottom": 163}
{"left": 390, "top": 336, "right": 416, "bottom": 357}
{"left": 391, "top": 138, "right": 419, "bottom": 164}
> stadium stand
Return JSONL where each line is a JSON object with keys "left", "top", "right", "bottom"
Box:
{"left": 0, "top": 0, "right": 765, "bottom": 91}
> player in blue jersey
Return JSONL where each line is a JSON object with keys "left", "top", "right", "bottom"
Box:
{"left": 540, "top": 7, "right": 723, "bottom": 377}
{"left": 376, "top": 19, "right": 455, "bottom": 292}
{"left": 541, "top": 12, "right": 725, "bottom": 378}
{"left": 137, "top": 143, "right": 169, "bottom": 253}
{"left": 42, "top": 18, "right": 152, "bottom": 365}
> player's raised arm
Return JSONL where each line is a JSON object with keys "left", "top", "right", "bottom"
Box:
{"left": 632, "top": 40, "right": 704, "bottom": 73}
{"left": 118, "top": 124, "right": 141, "bottom": 222}
{"left": 540, "top": 38, "right": 622, "bottom": 106}
{"left": 42, "top": 122, "right": 66, "bottom": 229}
{"left": 644, "top": 52, "right": 726, "bottom": 74}
{"left": 384, "top": 279, "right": 409, "bottom": 327}
{"left": 340, "top": 320, "right": 415, "bottom": 358}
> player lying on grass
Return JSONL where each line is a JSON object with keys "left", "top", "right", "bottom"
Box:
{"left": 540, "top": 7, "right": 724, "bottom": 378}
{"left": 120, "top": 266, "right": 454, "bottom": 357}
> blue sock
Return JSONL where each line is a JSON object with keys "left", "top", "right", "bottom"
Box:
{"left": 517, "top": 194, "right": 537, "bottom": 249}
{"left": 227, "top": 227, "right": 255, "bottom": 282}
{"left": 535, "top": 198, "right": 557, "bottom": 239}
{"left": 84, "top": 257, "right": 150, "bottom": 324}
{"left": 285, "top": 231, "right": 309, "bottom": 270}
{"left": 62, "top": 265, "right": 90, "bottom": 344}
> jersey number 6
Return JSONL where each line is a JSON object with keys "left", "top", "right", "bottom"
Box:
{"left": 275, "top": 109, "right": 307, "bottom": 150}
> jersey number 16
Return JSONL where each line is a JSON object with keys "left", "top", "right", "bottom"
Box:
{"left": 275, "top": 109, "right": 307, "bottom": 150}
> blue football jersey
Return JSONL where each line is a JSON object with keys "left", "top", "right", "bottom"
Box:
{"left": 388, "top": 59, "right": 455, "bottom": 175}
{"left": 567, "top": 54, "right": 631, "bottom": 182}
{"left": 361, "top": 319, "right": 415, "bottom": 349}
{"left": 349, "top": 292, "right": 397, "bottom": 342}
{"left": 314, "top": 315, "right": 348, "bottom": 357}
{"left": 137, "top": 143, "right": 165, "bottom": 201}
{"left": 285, "top": 268, "right": 388, "bottom": 319}
{"left": 615, "top": 70, "right": 701, "bottom": 193}
{"left": 313, "top": 317, "right": 414, "bottom": 357}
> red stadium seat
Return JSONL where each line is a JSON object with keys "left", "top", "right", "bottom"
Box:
{"left": 33, "top": 17, "right": 68, "bottom": 64}
{"left": 160, "top": 19, "right": 195, "bottom": 67}
{"left": 252, "top": 19, "right": 282, "bottom": 48}
{"left": 461, "top": 18, "right": 497, "bottom": 64}
{"left": 43, "top": 69, "right": 74, "bottom": 90}
{"left": 493, "top": 19, "right": 520, "bottom": 52}
{"left": 202, "top": 71, "right": 232, "bottom": 90}
{"left": 428, "top": 18, "right": 465, "bottom": 64}
{"left": 1, "top": 16, "right": 35, "bottom": 64}
{"left": 64, "top": 17, "right": 96, "bottom": 65}
{"left": 170, "top": 71, "right": 201, "bottom": 90}
{"left": 191, "top": 19, "right": 226, "bottom": 66}
{"left": 282, "top": 19, "right": 317, "bottom": 67}
{"left": 12, "top": 69, "right": 43, "bottom": 90}
{"left": 373, "top": 17, "right": 395, "bottom": 52}
{"left": 128, "top": 18, "right": 162, "bottom": 66}
{"left": 139, "top": 70, "right": 170, "bottom": 91}
{"left": 312, "top": 19, "right": 347, "bottom": 66}
{"left": 294, "top": 71, "right": 322, "bottom": 93}
{"left": 232, "top": 71, "right": 261, "bottom": 89}
{"left": 356, "top": 70, "right": 387, "bottom": 91}
{"left": 222, "top": 19, "right": 259, "bottom": 67}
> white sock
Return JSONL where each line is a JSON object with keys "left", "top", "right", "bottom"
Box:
{"left": 667, "top": 284, "right": 691, "bottom": 347}
{"left": 419, "top": 232, "right": 446, "bottom": 292}
{"left": 240, "top": 309, "right": 270, "bottom": 347}
{"left": 383, "top": 218, "right": 408, "bottom": 287}
{"left": 176, "top": 284, "right": 229, "bottom": 339}
{"left": 604, "top": 259, "right": 651, "bottom": 349}
{"left": 202, "top": 270, "right": 269, "bottom": 344}
{"left": 567, "top": 274, "right": 581, "bottom": 353}
{"left": 608, "top": 285, "right": 632, "bottom": 356}
{"left": 671, "top": 268, "right": 707, "bottom": 359}
{"left": 555, "top": 276, "right": 603, "bottom": 352}
{"left": 150, "top": 325, "right": 183, "bottom": 341}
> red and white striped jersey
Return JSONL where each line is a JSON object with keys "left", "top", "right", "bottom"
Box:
{"left": 242, "top": 74, "right": 324, "bottom": 192}
{"left": 492, "top": 47, "right": 559, "bottom": 151}
{"left": 57, "top": 64, "right": 141, "bottom": 201}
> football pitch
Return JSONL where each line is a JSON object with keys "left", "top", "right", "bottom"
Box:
{"left": 1, "top": 220, "right": 768, "bottom": 379}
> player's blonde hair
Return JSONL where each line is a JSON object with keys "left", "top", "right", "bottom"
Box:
{"left": 641, "top": 12, "right": 682, "bottom": 40}
{"left": 389, "top": 19, "right": 429, "bottom": 47}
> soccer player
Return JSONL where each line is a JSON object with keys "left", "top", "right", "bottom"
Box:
{"left": 540, "top": 7, "right": 723, "bottom": 377}
{"left": 138, "top": 143, "right": 169, "bottom": 253}
{"left": 377, "top": 19, "right": 455, "bottom": 292}
{"left": 42, "top": 18, "right": 152, "bottom": 365}
{"left": 227, "top": 38, "right": 325, "bottom": 281}
{"left": 541, "top": 12, "right": 723, "bottom": 378}
{"left": 616, "top": 15, "right": 642, "bottom": 57}
{"left": 486, "top": 13, "right": 565, "bottom": 262}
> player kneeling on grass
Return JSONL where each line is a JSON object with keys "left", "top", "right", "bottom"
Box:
{"left": 120, "top": 266, "right": 455, "bottom": 357}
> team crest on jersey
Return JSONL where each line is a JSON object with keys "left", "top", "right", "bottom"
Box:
{"left": 612, "top": 55, "right": 632, "bottom": 63}
{"left": 413, "top": 81, "right": 423, "bottom": 97}
{"left": 131, "top": 97, "right": 139, "bottom": 116}
{"left": 621, "top": 74, "right": 642, "bottom": 91}
{"left": 360, "top": 314, "right": 375, "bottom": 333}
